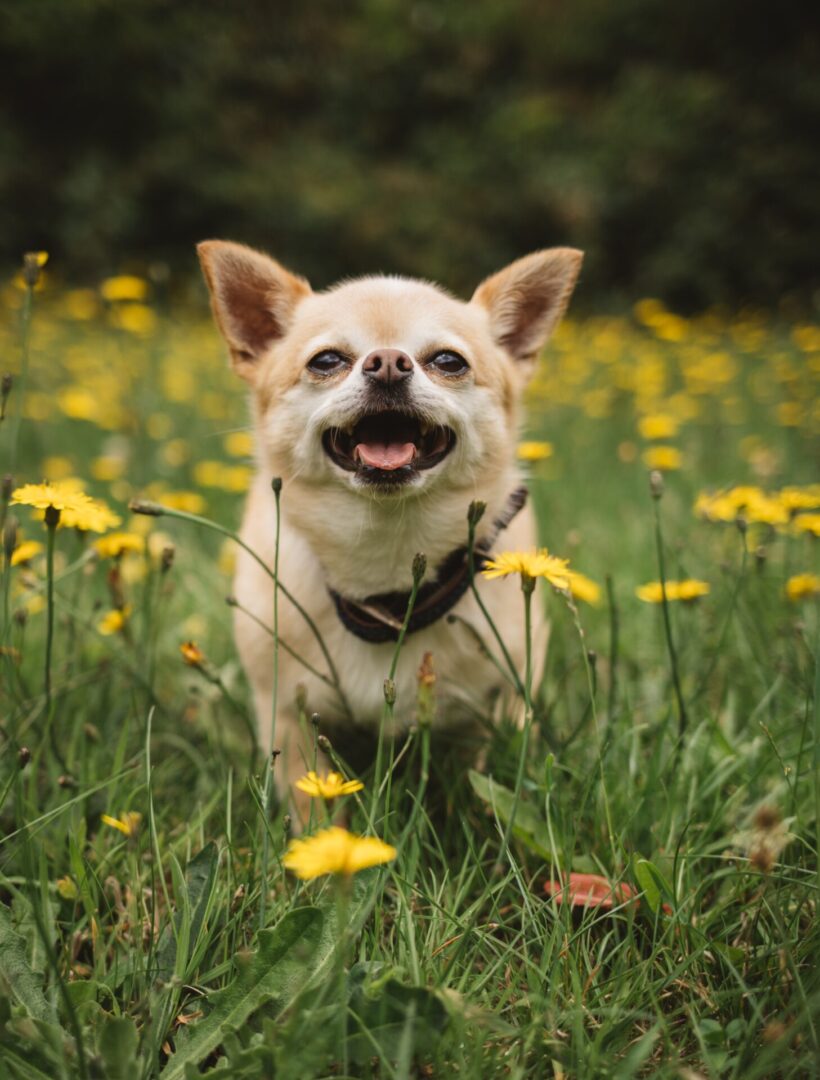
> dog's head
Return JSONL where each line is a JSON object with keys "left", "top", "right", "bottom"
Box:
{"left": 198, "top": 242, "right": 582, "bottom": 499}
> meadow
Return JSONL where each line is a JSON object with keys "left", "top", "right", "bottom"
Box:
{"left": 0, "top": 257, "right": 818, "bottom": 1078}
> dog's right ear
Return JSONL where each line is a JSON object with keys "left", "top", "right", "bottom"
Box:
{"left": 197, "top": 241, "right": 311, "bottom": 383}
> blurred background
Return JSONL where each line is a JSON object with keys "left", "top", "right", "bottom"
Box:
{"left": 2, "top": 0, "right": 818, "bottom": 311}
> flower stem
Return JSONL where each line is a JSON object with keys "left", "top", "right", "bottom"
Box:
{"left": 497, "top": 577, "right": 535, "bottom": 867}
{"left": 258, "top": 479, "right": 281, "bottom": 930}
{"left": 652, "top": 494, "right": 688, "bottom": 739}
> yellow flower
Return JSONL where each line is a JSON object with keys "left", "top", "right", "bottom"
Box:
{"left": 793, "top": 513, "right": 820, "bottom": 538}
{"left": 482, "top": 549, "right": 571, "bottom": 589}
{"left": 785, "top": 573, "right": 820, "bottom": 602}
{"left": 636, "top": 579, "right": 710, "bottom": 603}
{"left": 224, "top": 430, "right": 254, "bottom": 457}
{"left": 101, "top": 811, "right": 142, "bottom": 837}
{"left": 566, "top": 571, "right": 601, "bottom": 605}
{"left": 98, "top": 606, "right": 131, "bottom": 635}
{"left": 283, "top": 827, "right": 396, "bottom": 880}
{"left": 180, "top": 640, "right": 206, "bottom": 667}
{"left": 90, "top": 455, "right": 126, "bottom": 482}
{"left": 637, "top": 413, "right": 679, "bottom": 440}
{"left": 11, "top": 482, "right": 94, "bottom": 516}
{"left": 9, "top": 540, "right": 43, "bottom": 566}
{"left": 642, "top": 445, "right": 682, "bottom": 471}
{"left": 516, "top": 441, "right": 553, "bottom": 462}
{"left": 100, "top": 275, "right": 150, "bottom": 302}
{"left": 294, "top": 771, "right": 364, "bottom": 800}
{"left": 61, "top": 495, "right": 122, "bottom": 533}
{"left": 56, "top": 876, "right": 78, "bottom": 900}
{"left": 94, "top": 532, "right": 144, "bottom": 559}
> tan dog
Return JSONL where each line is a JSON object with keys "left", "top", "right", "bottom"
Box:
{"left": 198, "top": 241, "right": 582, "bottom": 820}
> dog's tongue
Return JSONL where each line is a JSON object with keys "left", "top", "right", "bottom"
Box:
{"left": 355, "top": 440, "right": 416, "bottom": 470}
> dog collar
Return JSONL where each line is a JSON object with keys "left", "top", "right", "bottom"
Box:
{"left": 329, "top": 486, "right": 528, "bottom": 644}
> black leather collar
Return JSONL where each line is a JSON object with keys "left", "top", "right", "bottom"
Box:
{"left": 329, "top": 487, "right": 528, "bottom": 643}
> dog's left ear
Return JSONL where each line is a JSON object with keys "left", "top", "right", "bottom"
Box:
{"left": 472, "top": 248, "right": 583, "bottom": 365}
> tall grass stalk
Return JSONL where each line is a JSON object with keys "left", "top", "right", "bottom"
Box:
{"left": 650, "top": 475, "right": 688, "bottom": 739}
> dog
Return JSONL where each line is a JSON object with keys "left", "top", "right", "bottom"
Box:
{"left": 197, "top": 241, "right": 582, "bottom": 820}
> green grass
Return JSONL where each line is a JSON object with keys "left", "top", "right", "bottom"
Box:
{"left": 0, "top": 273, "right": 817, "bottom": 1078}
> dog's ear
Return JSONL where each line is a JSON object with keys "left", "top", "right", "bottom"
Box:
{"left": 197, "top": 241, "right": 311, "bottom": 383}
{"left": 472, "top": 248, "right": 583, "bottom": 366}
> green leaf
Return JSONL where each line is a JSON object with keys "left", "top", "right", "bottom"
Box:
{"left": 345, "top": 967, "right": 451, "bottom": 1066}
{"left": 161, "top": 905, "right": 333, "bottom": 1080}
{"left": 155, "top": 842, "right": 218, "bottom": 983}
{"left": 0, "top": 903, "right": 56, "bottom": 1024}
{"left": 98, "top": 1015, "right": 140, "bottom": 1080}
{"left": 632, "top": 855, "right": 674, "bottom": 914}
{"left": 469, "top": 770, "right": 554, "bottom": 858}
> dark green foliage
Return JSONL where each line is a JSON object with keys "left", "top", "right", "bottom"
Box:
{"left": 1, "top": 0, "right": 818, "bottom": 307}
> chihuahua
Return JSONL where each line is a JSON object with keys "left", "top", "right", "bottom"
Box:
{"left": 198, "top": 241, "right": 582, "bottom": 820}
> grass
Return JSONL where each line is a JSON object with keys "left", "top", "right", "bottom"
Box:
{"left": 0, "top": 265, "right": 818, "bottom": 1078}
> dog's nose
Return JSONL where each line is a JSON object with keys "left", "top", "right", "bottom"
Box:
{"left": 362, "top": 349, "right": 414, "bottom": 386}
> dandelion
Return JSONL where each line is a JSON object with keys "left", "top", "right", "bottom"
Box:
{"left": 295, "top": 771, "right": 364, "bottom": 800}
{"left": 100, "top": 275, "right": 150, "bottom": 303}
{"left": 98, "top": 606, "right": 131, "bottom": 635}
{"left": 9, "top": 539, "right": 43, "bottom": 566}
{"left": 566, "top": 570, "right": 601, "bottom": 605}
{"left": 636, "top": 579, "right": 710, "bottom": 603}
{"left": 94, "top": 532, "right": 144, "bottom": 559}
{"left": 516, "top": 441, "right": 553, "bottom": 462}
{"left": 180, "top": 640, "right": 206, "bottom": 667}
{"left": 642, "top": 445, "right": 682, "bottom": 471}
{"left": 793, "top": 513, "right": 820, "bottom": 538}
{"left": 785, "top": 573, "right": 819, "bottom": 601}
{"left": 637, "top": 413, "right": 679, "bottom": 440}
{"left": 11, "top": 482, "right": 95, "bottom": 517}
{"left": 101, "top": 811, "right": 142, "bottom": 837}
{"left": 283, "top": 827, "right": 396, "bottom": 880}
{"left": 482, "top": 549, "right": 571, "bottom": 590}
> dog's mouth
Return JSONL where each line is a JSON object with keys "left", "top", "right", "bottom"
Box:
{"left": 322, "top": 409, "right": 456, "bottom": 485}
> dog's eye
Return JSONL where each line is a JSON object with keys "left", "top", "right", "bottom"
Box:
{"left": 307, "top": 350, "right": 349, "bottom": 376}
{"left": 427, "top": 350, "right": 469, "bottom": 376}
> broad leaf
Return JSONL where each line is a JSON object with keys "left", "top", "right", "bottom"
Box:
{"left": 0, "top": 903, "right": 56, "bottom": 1024}
{"left": 155, "top": 842, "right": 219, "bottom": 982}
{"left": 98, "top": 1015, "right": 140, "bottom": 1079}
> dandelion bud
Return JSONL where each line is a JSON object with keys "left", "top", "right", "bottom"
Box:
{"left": 467, "top": 500, "right": 487, "bottom": 528}
{"left": 736, "top": 515, "right": 748, "bottom": 536}
{"left": 282, "top": 815, "right": 292, "bottom": 834}
{"left": 310, "top": 711, "right": 321, "bottom": 729}
{"left": 383, "top": 677, "right": 396, "bottom": 706}
{"left": 412, "top": 552, "right": 427, "bottom": 585}
{"left": 2, "top": 475, "right": 13, "bottom": 503}
{"left": 13, "top": 607, "right": 28, "bottom": 627}
{"left": 649, "top": 470, "right": 664, "bottom": 500}
{"left": 317, "top": 733, "right": 332, "bottom": 754}
{"left": 160, "top": 545, "right": 175, "bottom": 573}
{"left": 18, "top": 746, "right": 31, "bottom": 768}
{"left": 225, "top": 594, "right": 238, "bottom": 607}
{"left": 22, "top": 251, "right": 48, "bottom": 287}
{"left": 0, "top": 373, "right": 11, "bottom": 420}
{"left": 271, "top": 477, "right": 282, "bottom": 495}
{"left": 3, "top": 515, "right": 17, "bottom": 561}
{"left": 587, "top": 649, "right": 597, "bottom": 670}
{"left": 754, "top": 545, "right": 767, "bottom": 569}
{"left": 128, "top": 498, "right": 165, "bottom": 517}
{"left": 58, "top": 774, "right": 76, "bottom": 789}
{"left": 44, "top": 504, "right": 60, "bottom": 529}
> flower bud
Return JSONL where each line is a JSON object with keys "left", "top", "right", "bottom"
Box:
{"left": 310, "top": 711, "right": 321, "bottom": 729}
{"left": 22, "top": 251, "right": 48, "bottom": 288}
{"left": 467, "top": 500, "right": 486, "bottom": 528}
{"left": 128, "top": 498, "right": 165, "bottom": 517}
{"left": 649, "top": 470, "right": 664, "bottom": 500}
{"left": 160, "top": 545, "right": 175, "bottom": 573}
{"left": 271, "top": 477, "right": 282, "bottom": 495}
{"left": 1, "top": 475, "right": 13, "bottom": 503}
{"left": 44, "top": 505, "right": 60, "bottom": 529}
{"left": 412, "top": 552, "right": 427, "bottom": 585}
{"left": 383, "top": 677, "right": 396, "bottom": 706}
{"left": 317, "top": 733, "right": 332, "bottom": 754}
{"left": 18, "top": 746, "right": 31, "bottom": 768}
{"left": 0, "top": 373, "right": 12, "bottom": 420}
{"left": 3, "top": 516, "right": 17, "bottom": 561}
